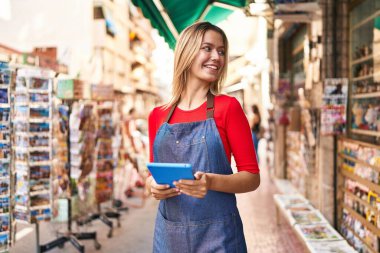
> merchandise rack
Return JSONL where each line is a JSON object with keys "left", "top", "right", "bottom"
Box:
{"left": 12, "top": 68, "right": 54, "bottom": 224}
{"left": 38, "top": 100, "right": 101, "bottom": 253}
{"left": 75, "top": 100, "right": 121, "bottom": 239}
{"left": 0, "top": 63, "right": 12, "bottom": 252}
{"left": 337, "top": 136, "right": 380, "bottom": 253}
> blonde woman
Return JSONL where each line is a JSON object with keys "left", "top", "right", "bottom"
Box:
{"left": 147, "top": 22, "right": 260, "bottom": 252}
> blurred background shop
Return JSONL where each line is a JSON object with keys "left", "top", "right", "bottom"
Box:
{"left": 0, "top": 0, "right": 379, "bottom": 253}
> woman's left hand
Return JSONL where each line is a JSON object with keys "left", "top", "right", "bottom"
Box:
{"left": 173, "top": 172, "right": 209, "bottom": 199}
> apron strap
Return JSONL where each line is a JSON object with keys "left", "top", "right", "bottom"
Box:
{"left": 165, "top": 90, "right": 215, "bottom": 123}
{"left": 206, "top": 90, "right": 215, "bottom": 119}
{"left": 165, "top": 100, "right": 178, "bottom": 123}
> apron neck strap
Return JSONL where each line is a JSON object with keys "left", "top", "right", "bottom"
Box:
{"left": 206, "top": 90, "right": 215, "bottom": 119}
{"left": 165, "top": 90, "right": 215, "bottom": 123}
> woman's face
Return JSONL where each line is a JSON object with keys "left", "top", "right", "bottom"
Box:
{"left": 189, "top": 30, "right": 225, "bottom": 84}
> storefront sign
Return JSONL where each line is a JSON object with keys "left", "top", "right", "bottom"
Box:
{"left": 91, "top": 84, "right": 114, "bottom": 101}
{"left": 57, "top": 79, "right": 83, "bottom": 100}
{"left": 321, "top": 78, "right": 348, "bottom": 135}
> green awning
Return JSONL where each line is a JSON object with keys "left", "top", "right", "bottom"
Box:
{"left": 131, "top": 0, "right": 249, "bottom": 49}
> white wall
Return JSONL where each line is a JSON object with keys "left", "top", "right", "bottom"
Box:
{"left": 0, "top": 0, "right": 93, "bottom": 77}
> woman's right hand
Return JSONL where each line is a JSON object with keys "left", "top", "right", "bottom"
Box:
{"left": 148, "top": 176, "right": 181, "bottom": 200}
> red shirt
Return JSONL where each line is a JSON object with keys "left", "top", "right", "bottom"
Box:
{"left": 148, "top": 95, "right": 259, "bottom": 174}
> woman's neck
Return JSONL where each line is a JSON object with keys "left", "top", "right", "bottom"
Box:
{"left": 178, "top": 80, "right": 209, "bottom": 111}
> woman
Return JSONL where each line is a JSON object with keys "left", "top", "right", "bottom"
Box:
{"left": 147, "top": 22, "right": 260, "bottom": 253}
{"left": 251, "top": 104, "right": 261, "bottom": 161}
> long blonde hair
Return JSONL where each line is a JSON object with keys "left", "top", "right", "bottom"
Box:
{"left": 169, "top": 22, "right": 229, "bottom": 107}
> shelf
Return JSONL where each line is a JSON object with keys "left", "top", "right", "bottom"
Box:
{"left": 343, "top": 203, "right": 380, "bottom": 237}
{"left": 339, "top": 153, "right": 380, "bottom": 173}
{"left": 344, "top": 190, "right": 379, "bottom": 215}
{"left": 352, "top": 91, "right": 380, "bottom": 99}
{"left": 338, "top": 136, "right": 380, "bottom": 149}
{"left": 351, "top": 129, "right": 380, "bottom": 137}
{"left": 351, "top": 53, "right": 379, "bottom": 66}
{"left": 342, "top": 222, "right": 377, "bottom": 253}
{"left": 352, "top": 72, "right": 380, "bottom": 82}
{"left": 351, "top": 10, "right": 380, "bottom": 32}
{"left": 341, "top": 169, "right": 380, "bottom": 195}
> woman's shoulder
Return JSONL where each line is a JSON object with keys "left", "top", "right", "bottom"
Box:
{"left": 214, "top": 94, "right": 241, "bottom": 109}
{"left": 149, "top": 104, "right": 170, "bottom": 121}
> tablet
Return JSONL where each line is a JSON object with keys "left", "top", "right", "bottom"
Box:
{"left": 147, "top": 162, "right": 194, "bottom": 187}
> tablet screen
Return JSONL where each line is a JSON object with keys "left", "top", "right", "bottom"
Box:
{"left": 147, "top": 162, "right": 194, "bottom": 187}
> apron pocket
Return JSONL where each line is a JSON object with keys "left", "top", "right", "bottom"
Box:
{"left": 188, "top": 213, "right": 241, "bottom": 253}
{"left": 153, "top": 210, "right": 189, "bottom": 253}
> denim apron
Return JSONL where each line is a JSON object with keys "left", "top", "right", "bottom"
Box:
{"left": 153, "top": 92, "right": 247, "bottom": 253}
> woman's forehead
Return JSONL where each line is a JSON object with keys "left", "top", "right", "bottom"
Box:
{"left": 201, "top": 30, "right": 225, "bottom": 47}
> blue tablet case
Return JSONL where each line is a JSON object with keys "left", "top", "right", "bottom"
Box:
{"left": 147, "top": 163, "right": 194, "bottom": 187}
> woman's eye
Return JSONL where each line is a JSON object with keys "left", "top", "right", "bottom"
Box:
{"left": 202, "top": 46, "right": 211, "bottom": 51}
{"left": 218, "top": 51, "right": 225, "bottom": 56}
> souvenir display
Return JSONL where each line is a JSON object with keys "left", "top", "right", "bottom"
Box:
{"left": 70, "top": 102, "right": 97, "bottom": 217}
{"left": 286, "top": 132, "right": 308, "bottom": 195}
{"left": 273, "top": 194, "right": 309, "bottom": 210}
{"left": 338, "top": 138, "right": 380, "bottom": 252}
{"left": 286, "top": 209, "right": 327, "bottom": 225}
{"left": 321, "top": 78, "right": 348, "bottom": 135}
{"left": 12, "top": 68, "right": 53, "bottom": 224}
{"left": 51, "top": 102, "right": 70, "bottom": 220}
{"left": 0, "top": 63, "right": 11, "bottom": 252}
{"left": 307, "top": 240, "right": 357, "bottom": 253}
{"left": 295, "top": 223, "right": 343, "bottom": 241}
{"left": 95, "top": 103, "right": 114, "bottom": 204}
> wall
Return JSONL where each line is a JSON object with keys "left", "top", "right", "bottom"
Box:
{"left": 319, "top": 0, "right": 349, "bottom": 225}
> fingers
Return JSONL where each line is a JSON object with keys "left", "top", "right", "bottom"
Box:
{"left": 151, "top": 186, "right": 181, "bottom": 200}
{"left": 179, "top": 188, "right": 206, "bottom": 199}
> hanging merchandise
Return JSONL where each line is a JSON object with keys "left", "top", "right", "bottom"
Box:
{"left": 95, "top": 102, "right": 114, "bottom": 204}
{"left": 12, "top": 68, "right": 54, "bottom": 224}
{"left": 0, "top": 63, "right": 11, "bottom": 252}
{"left": 321, "top": 78, "right": 348, "bottom": 135}
{"left": 70, "top": 102, "right": 98, "bottom": 217}
{"left": 51, "top": 101, "right": 70, "bottom": 221}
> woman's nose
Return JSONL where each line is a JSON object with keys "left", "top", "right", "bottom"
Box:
{"left": 211, "top": 50, "right": 220, "bottom": 61}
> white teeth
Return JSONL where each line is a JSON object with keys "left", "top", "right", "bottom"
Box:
{"left": 205, "top": 65, "right": 218, "bottom": 70}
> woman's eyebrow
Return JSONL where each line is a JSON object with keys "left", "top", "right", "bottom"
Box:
{"left": 201, "top": 42, "right": 225, "bottom": 49}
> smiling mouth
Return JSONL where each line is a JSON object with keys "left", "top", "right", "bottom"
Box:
{"left": 203, "top": 65, "right": 220, "bottom": 71}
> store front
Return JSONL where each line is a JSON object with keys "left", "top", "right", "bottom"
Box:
{"left": 337, "top": 1, "right": 380, "bottom": 252}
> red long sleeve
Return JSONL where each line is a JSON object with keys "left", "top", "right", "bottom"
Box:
{"left": 148, "top": 95, "right": 259, "bottom": 174}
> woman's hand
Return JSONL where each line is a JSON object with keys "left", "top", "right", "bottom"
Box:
{"left": 174, "top": 172, "right": 209, "bottom": 199}
{"left": 149, "top": 176, "right": 181, "bottom": 200}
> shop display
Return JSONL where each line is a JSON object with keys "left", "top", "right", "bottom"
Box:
{"left": 0, "top": 63, "right": 11, "bottom": 252}
{"left": 338, "top": 137, "right": 380, "bottom": 252}
{"left": 70, "top": 102, "right": 97, "bottom": 217}
{"left": 321, "top": 78, "right": 348, "bottom": 135}
{"left": 12, "top": 68, "right": 53, "bottom": 224}
{"left": 295, "top": 223, "right": 343, "bottom": 241}
{"left": 51, "top": 101, "right": 70, "bottom": 220}
{"left": 95, "top": 102, "right": 114, "bottom": 203}
{"left": 286, "top": 209, "right": 326, "bottom": 225}
{"left": 349, "top": 3, "right": 380, "bottom": 137}
{"left": 286, "top": 131, "right": 308, "bottom": 195}
{"left": 307, "top": 240, "right": 357, "bottom": 253}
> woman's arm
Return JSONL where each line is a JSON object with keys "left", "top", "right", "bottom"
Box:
{"left": 208, "top": 171, "right": 260, "bottom": 193}
{"left": 174, "top": 171, "right": 260, "bottom": 198}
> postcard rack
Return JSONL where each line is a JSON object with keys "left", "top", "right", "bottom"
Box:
{"left": 38, "top": 100, "right": 101, "bottom": 253}
{"left": 12, "top": 68, "right": 54, "bottom": 224}
{"left": 0, "top": 63, "right": 12, "bottom": 252}
{"left": 74, "top": 100, "right": 121, "bottom": 238}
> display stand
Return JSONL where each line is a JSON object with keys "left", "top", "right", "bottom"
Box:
{"left": 37, "top": 101, "right": 101, "bottom": 253}
{"left": 75, "top": 100, "right": 121, "bottom": 238}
